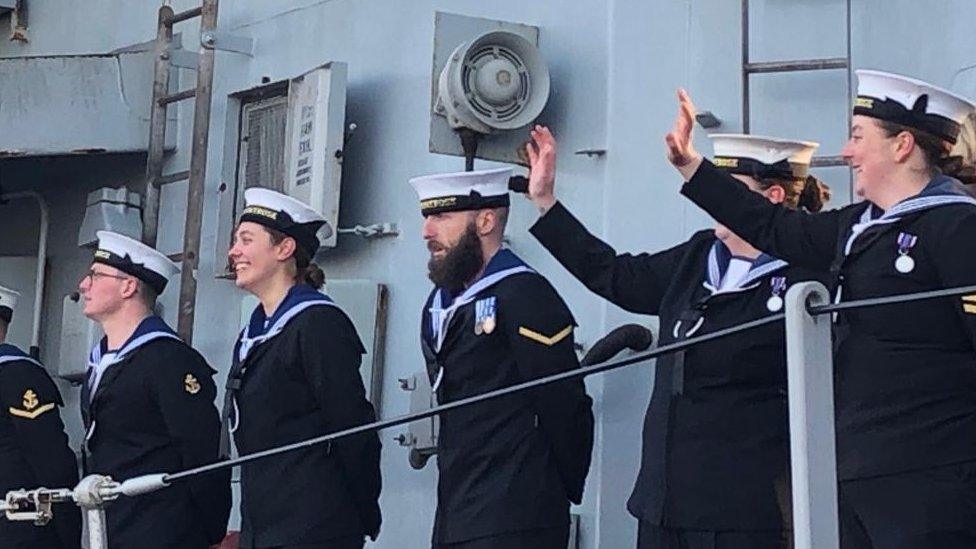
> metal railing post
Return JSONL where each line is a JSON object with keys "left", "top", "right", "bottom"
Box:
{"left": 82, "top": 508, "right": 109, "bottom": 549}
{"left": 73, "top": 474, "right": 118, "bottom": 549}
{"left": 784, "top": 282, "right": 839, "bottom": 549}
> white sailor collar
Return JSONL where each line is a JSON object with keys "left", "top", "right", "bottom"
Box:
{"left": 88, "top": 315, "right": 180, "bottom": 369}
{"left": 237, "top": 284, "right": 340, "bottom": 363}
{"left": 703, "top": 239, "right": 789, "bottom": 295}
{"left": 426, "top": 248, "right": 535, "bottom": 352}
{"left": 844, "top": 175, "right": 976, "bottom": 255}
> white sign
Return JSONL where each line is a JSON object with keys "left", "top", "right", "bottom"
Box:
{"left": 284, "top": 62, "right": 348, "bottom": 248}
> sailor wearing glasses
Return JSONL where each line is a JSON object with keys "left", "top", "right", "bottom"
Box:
{"left": 78, "top": 231, "right": 230, "bottom": 548}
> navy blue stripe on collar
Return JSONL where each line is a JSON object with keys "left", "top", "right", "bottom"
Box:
{"left": 435, "top": 248, "right": 530, "bottom": 309}
{"left": 99, "top": 315, "right": 177, "bottom": 355}
{"left": 89, "top": 315, "right": 180, "bottom": 366}
{"left": 0, "top": 343, "right": 30, "bottom": 360}
{"left": 706, "top": 239, "right": 785, "bottom": 288}
{"left": 246, "top": 284, "right": 335, "bottom": 339}
{"left": 917, "top": 174, "right": 972, "bottom": 199}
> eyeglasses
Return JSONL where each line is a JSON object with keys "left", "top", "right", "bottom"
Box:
{"left": 83, "top": 270, "right": 130, "bottom": 285}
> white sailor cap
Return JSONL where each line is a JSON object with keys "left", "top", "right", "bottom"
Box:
{"left": 93, "top": 231, "right": 180, "bottom": 294}
{"left": 710, "top": 134, "right": 820, "bottom": 179}
{"left": 239, "top": 188, "right": 330, "bottom": 256}
{"left": 409, "top": 167, "right": 513, "bottom": 216}
{"left": 0, "top": 285, "right": 19, "bottom": 323}
{"left": 854, "top": 70, "right": 976, "bottom": 144}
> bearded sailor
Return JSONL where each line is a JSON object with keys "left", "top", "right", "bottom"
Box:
{"left": 0, "top": 284, "right": 81, "bottom": 548}
{"left": 411, "top": 167, "right": 595, "bottom": 549}
{"left": 78, "top": 231, "right": 230, "bottom": 548}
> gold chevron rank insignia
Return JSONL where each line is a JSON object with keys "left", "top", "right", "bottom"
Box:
{"left": 8, "top": 389, "right": 55, "bottom": 419}
{"left": 518, "top": 325, "right": 573, "bottom": 346}
{"left": 962, "top": 295, "right": 976, "bottom": 314}
{"left": 184, "top": 374, "right": 201, "bottom": 395}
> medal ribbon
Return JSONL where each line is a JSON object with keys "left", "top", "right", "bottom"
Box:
{"left": 897, "top": 232, "right": 918, "bottom": 254}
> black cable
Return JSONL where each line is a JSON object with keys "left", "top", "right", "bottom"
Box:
{"left": 165, "top": 311, "right": 784, "bottom": 483}
{"left": 808, "top": 284, "right": 976, "bottom": 315}
{"left": 135, "top": 283, "right": 976, "bottom": 485}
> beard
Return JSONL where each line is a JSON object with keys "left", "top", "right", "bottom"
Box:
{"left": 427, "top": 223, "right": 485, "bottom": 291}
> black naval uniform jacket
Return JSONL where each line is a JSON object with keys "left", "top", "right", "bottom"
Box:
{"left": 683, "top": 160, "right": 976, "bottom": 481}
{"left": 225, "top": 285, "right": 382, "bottom": 548}
{"left": 532, "top": 202, "right": 822, "bottom": 531}
{"left": 420, "top": 249, "right": 595, "bottom": 545}
{"left": 0, "top": 344, "right": 81, "bottom": 548}
{"left": 82, "top": 316, "right": 231, "bottom": 548}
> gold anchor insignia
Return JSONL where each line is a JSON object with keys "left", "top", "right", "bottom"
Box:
{"left": 23, "top": 390, "right": 39, "bottom": 410}
{"left": 184, "top": 374, "right": 201, "bottom": 395}
{"left": 9, "top": 389, "right": 54, "bottom": 420}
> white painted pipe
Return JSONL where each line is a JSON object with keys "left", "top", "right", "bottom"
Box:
{"left": 0, "top": 191, "right": 49, "bottom": 356}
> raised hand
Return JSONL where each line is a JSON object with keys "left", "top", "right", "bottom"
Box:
{"left": 665, "top": 88, "right": 703, "bottom": 179}
{"left": 525, "top": 125, "right": 558, "bottom": 214}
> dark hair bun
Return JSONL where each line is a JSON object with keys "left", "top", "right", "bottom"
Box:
{"left": 304, "top": 262, "right": 326, "bottom": 290}
{"left": 798, "top": 176, "right": 831, "bottom": 213}
{"left": 939, "top": 154, "right": 965, "bottom": 177}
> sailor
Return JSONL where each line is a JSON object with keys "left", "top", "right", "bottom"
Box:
{"left": 411, "top": 167, "right": 595, "bottom": 549}
{"left": 223, "top": 188, "right": 381, "bottom": 549}
{"left": 669, "top": 71, "right": 976, "bottom": 547}
{"left": 0, "top": 284, "right": 81, "bottom": 549}
{"left": 79, "top": 231, "right": 230, "bottom": 548}
{"left": 526, "top": 126, "right": 830, "bottom": 548}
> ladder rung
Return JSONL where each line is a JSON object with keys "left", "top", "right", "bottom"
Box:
{"left": 811, "top": 155, "right": 848, "bottom": 168}
{"left": 158, "top": 170, "right": 190, "bottom": 185}
{"left": 745, "top": 57, "right": 848, "bottom": 75}
{"left": 59, "top": 372, "right": 87, "bottom": 385}
{"left": 166, "top": 6, "right": 202, "bottom": 26}
{"left": 159, "top": 89, "right": 196, "bottom": 105}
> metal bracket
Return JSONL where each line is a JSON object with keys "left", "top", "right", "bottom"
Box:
{"left": 200, "top": 30, "right": 254, "bottom": 56}
{"left": 695, "top": 110, "right": 722, "bottom": 129}
{"left": 3, "top": 488, "right": 63, "bottom": 525}
{"left": 167, "top": 47, "right": 200, "bottom": 70}
{"left": 337, "top": 223, "right": 400, "bottom": 239}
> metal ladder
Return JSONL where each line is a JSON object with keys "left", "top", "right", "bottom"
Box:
{"left": 741, "top": 0, "right": 853, "bottom": 170}
{"left": 142, "top": 0, "right": 251, "bottom": 342}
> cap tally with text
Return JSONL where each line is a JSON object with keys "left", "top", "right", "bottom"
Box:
{"left": 854, "top": 69, "right": 976, "bottom": 144}
{"left": 410, "top": 167, "right": 514, "bottom": 216}
{"left": 239, "top": 188, "right": 330, "bottom": 257}
{"left": 0, "top": 284, "right": 19, "bottom": 324}
{"left": 93, "top": 231, "right": 180, "bottom": 294}
{"left": 710, "top": 134, "right": 819, "bottom": 180}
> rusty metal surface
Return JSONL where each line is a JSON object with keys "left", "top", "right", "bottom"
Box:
{"left": 176, "top": 0, "right": 219, "bottom": 343}
{"left": 142, "top": 5, "right": 175, "bottom": 248}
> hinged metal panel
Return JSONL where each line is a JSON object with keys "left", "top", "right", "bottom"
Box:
{"left": 0, "top": 51, "right": 175, "bottom": 156}
{"left": 283, "top": 62, "right": 347, "bottom": 248}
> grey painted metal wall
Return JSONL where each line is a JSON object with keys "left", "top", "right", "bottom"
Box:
{"left": 0, "top": 1, "right": 974, "bottom": 547}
